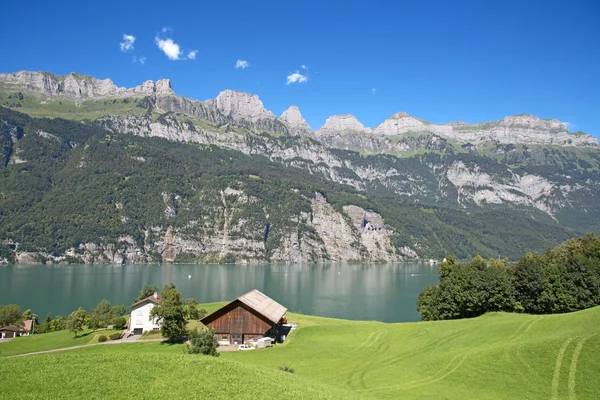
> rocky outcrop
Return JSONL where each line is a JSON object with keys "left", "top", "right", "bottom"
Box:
{"left": 211, "top": 89, "right": 275, "bottom": 122}
{"left": 316, "top": 114, "right": 372, "bottom": 136}
{"left": 280, "top": 105, "right": 312, "bottom": 136}
{"left": 373, "top": 112, "right": 452, "bottom": 136}
{"left": 310, "top": 193, "right": 406, "bottom": 261}
{"left": 0, "top": 71, "right": 173, "bottom": 100}
{"left": 445, "top": 160, "right": 563, "bottom": 215}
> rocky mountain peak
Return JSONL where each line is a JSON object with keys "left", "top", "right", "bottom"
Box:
{"left": 390, "top": 111, "right": 412, "bottom": 119}
{"left": 155, "top": 79, "right": 174, "bottom": 95}
{"left": 316, "top": 114, "right": 371, "bottom": 135}
{"left": 280, "top": 105, "right": 311, "bottom": 131}
{"left": 213, "top": 89, "right": 275, "bottom": 122}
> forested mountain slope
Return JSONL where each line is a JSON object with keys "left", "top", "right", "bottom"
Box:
{"left": 0, "top": 71, "right": 598, "bottom": 264}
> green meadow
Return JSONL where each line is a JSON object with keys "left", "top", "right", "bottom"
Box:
{"left": 0, "top": 327, "right": 118, "bottom": 357}
{"left": 1, "top": 306, "right": 599, "bottom": 399}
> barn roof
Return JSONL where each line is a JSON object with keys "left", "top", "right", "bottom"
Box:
{"left": 236, "top": 289, "right": 287, "bottom": 324}
{"left": 201, "top": 289, "right": 287, "bottom": 325}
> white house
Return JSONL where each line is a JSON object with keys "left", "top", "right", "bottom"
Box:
{"left": 128, "top": 292, "right": 162, "bottom": 335}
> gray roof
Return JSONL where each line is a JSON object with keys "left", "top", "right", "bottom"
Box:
{"left": 236, "top": 289, "right": 287, "bottom": 324}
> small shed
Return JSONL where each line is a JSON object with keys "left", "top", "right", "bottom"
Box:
{"left": 200, "top": 289, "right": 287, "bottom": 345}
{"left": 0, "top": 319, "right": 34, "bottom": 339}
{"left": 0, "top": 326, "right": 21, "bottom": 339}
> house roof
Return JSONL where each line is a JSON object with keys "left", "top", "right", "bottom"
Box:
{"left": 0, "top": 320, "right": 34, "bottom": 332}
{"left": 130, "top": 294, "right": 162, "bottom": 309}
{"left": 201, "top": 289, "right": 287, "bottom": 325}
{"left": 22, "top": 319, "right": 33, "bottom": 332}
{"left": 0, "top": 326, "right": 23, "bottom": 332}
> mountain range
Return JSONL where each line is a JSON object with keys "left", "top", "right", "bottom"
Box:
{"left": 0, "top": 70, "right": 598, "bottom": 264}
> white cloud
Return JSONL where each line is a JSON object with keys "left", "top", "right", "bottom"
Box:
{"left": 120, "top": 34, "right": 135, "bottom": 52}
{"left": 372, "top": 87, "right": 377, "bottom": 95}
{"left": 133, "top": 56, "right": 146, "bottom": 65}
{"left": 286, "top": 65, "right": 308, "bottom": 85}
{"left": 235, "top": 59, "right": 250, "bottom": 69}
{"left": 154, "top": 29, "right": 196, "bottom": 61}
{"left": 155, "top": 37, "right": 181, "bottom": 60}
{"left": 286, "top": 71, "right": 308, "bottom": 85}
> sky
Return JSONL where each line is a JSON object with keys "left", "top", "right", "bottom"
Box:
{"left": 1, "top": 0, "right": 599, "bottom": 136}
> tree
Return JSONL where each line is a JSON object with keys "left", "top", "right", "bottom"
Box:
{"left": 91, "top": 299, "right": 113, "bottom": 328}
{"left": 417, "top": 286, "right": 442, "bottom": 321}
{"left": 133, "top": 285, "right": 158, "bottom": 303}
{"left": 150, "top": 284, "right": 187, "bottom": 341}
{"left": 22, "top": 309, "right": 39, "bottom": 324}
{"left": 67, "top": 307, "right": 87, "bottom": 337}
{"left": 512, "top": 253, "right": 553, "bottom": 313}
{"left": 0, "top": 304, "right": 22, "bottom": 326}
{"left": 186, "top": 298, "right": 200, "bottom": 320}
{"left": 113, "top": 316, "right": 127, "bottom": 330}
{"left": 111, "top": 304, "right": 127, "bottom": 317}
{"left": 187, "top": 327, "right": 219, "bottom": 356}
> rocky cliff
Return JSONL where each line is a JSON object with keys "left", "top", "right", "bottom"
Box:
{"left": 0, "top": 71, "right": 599, "bottom": 264}
{"left": 1, "top": 70, "right": 596, "bottom": 148}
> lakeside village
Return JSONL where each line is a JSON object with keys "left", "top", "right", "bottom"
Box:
{"left": 1, "top": 285, "right": 294, "bottom": 354}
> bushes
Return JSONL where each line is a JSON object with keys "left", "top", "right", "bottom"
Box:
{"left": 109, "top": 333, "right": 122, "bottom": 341}
{"left": 187, "top": 328, "right": 219, "bottom": 356}
{"left": 98, "top": 335, "right": 107, "bottom": 343}
{"left": 112, "top": 317, "right": 127, "bottom": 330}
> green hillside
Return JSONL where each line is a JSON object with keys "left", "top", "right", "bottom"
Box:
{"left": 1, "top": 307, "right": 599, "bottom": 399}
{"left": 0, "top": 107, "right": 584, "bottom": 262}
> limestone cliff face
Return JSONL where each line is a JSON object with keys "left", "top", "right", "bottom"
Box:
{"left": 444, "top": 161, "right": 564, "bottom": 215}
{"left": 373, "top": 112, "right": 452, "bottom": 136}
{"left": 0, "top": 71, "right": 174, "bottom": 99}
{"left": 2, "top": 70, "right": 597, "bottom": 148}
{"left": 10, "top": 190, "right": 411, "bottom": 264}
{"left": 94, "top": 111, "right": 595, "bottom": 218}
{"left": 310, "top": 193, "right": 405, "bottom": 262}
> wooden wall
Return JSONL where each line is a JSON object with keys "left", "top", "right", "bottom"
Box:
{"left": 207, "top": 302, "right": 273, "bottom": 335}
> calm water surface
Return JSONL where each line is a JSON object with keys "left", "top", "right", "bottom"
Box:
{"left": 0, "top": 263, "right": 439, "bottom": 322}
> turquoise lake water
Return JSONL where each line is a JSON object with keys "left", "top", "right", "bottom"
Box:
{"left": 0, "top": 263, "right": 440, "bottom": 322}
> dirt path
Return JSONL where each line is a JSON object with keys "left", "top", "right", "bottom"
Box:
{"left": 3, "top": 338, "right": 164, "bottom": 359}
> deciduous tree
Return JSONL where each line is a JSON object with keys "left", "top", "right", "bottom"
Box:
{"left": 150, "top": 284, "right": 186, "bottom": 342}
{"left": 67, "top": 307, "right": 87, "bottom": 337}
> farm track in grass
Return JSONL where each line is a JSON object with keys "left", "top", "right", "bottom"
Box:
{"left": 1, "top": 306, "right": 599, "bottom": 399}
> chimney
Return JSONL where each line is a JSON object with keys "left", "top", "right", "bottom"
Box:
{"left": 153, "top": 292, "right": 158, "bottom": 299}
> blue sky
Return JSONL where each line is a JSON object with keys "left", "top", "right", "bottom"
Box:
{"left": 2, "top": 0, "right": 599, "bottom": 136}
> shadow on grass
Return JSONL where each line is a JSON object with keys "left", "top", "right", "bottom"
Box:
{"left": 73, "top": 331, "right": 94, "bottom": 339}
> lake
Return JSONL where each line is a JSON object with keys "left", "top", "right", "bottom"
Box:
{"left": 0, "top": 263, "right": 440, "bottom": 322}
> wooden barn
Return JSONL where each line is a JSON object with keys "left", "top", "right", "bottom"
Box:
{"left": 200, "top": 289, "right": 287, "bottom": 345}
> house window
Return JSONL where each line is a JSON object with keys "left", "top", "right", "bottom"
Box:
{"left": 136, "top": 318, "right": 143, "bottom": 325}
{"left": 136, "top": 309, "right": 143, "bottom": 316}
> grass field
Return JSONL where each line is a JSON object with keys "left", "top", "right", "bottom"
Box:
{"left": 0, "top": 328, "right": 118, "bottom": 357}
{"left": 1, "top": 306, "right": 599, "bottom": 399}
